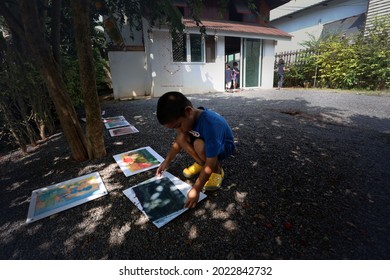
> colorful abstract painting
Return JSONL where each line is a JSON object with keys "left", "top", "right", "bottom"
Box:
{"left": 123, "top": 172, "right": 207, "bottom": 228}
{"left": 113, "top": 146, "right": 164, "bottom": 177}
{"left": 103, "top": 115, "right": 125, "bottom": 123}
{"left": 26, "top": 172, "right": 107, "bottom": 224}
{"left": 104, "top": 118, "right": 131, "bottom": 129}
{"left": 103, "top": 116, "right": 132, "bottom": 129}
{"left": 109, "top": 125, "right": 139, "bottom": 137}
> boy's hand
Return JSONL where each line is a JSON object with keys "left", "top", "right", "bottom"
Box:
{"left": 156, "top": 160, "right": 168, "bottom": 177}
{"left": 184, "top": 187, "right": 200, "bottom": 208}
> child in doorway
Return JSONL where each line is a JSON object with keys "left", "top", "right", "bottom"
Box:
{"left": 232, "top": 62, "right": 240, "bottom": 92}
{"left": 156, "top": 91, "right": 235, "bottom": 208}
{"left": 225, "top": 64, "right": 232, "bottom": 92}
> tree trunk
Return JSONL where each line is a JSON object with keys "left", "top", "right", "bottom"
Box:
{"left": 51, "top": 0, "right": 62, "bottom": 72}
{"left": 70, "top": 0, "right": 106, "bottom": 159}
{"left": 18, "top": 0, "right": 89, "bottom": 161}
{"left": 15, "top": 95, "right": 38, "bottom": 146}
{"left": 0, "top": 101, "right": 27, "bottom": 153}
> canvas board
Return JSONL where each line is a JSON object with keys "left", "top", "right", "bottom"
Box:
{"left": 103, "top": 116, "right": 131, "bottom": 129}
{"left": 26, "top": 172, "right": 107, "bottom": 224}
{"left": 109, "top": 125, "right": 139, "bottom": 137}
{"left": 113, "top": 146, "right": 164, "bottom": 177}
{"left": 123, "top": 172, "right": 207, "bottom": 228}
{"left": 104, "top": 120, "right": 131, "bottom": 129}
{"left": 103, "top": 115, "right": 126, "bottom": 123}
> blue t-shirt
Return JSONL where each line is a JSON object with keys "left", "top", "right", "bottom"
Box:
{"left": 189, "top": 108, "right": 235, "bottom": 159}
{"left": 225, "top": 69, "right": 232, "bottom": 83}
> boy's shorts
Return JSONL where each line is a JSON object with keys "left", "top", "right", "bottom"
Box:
{"left": 189, "top": 134, "right": 234, "bottom": 161}
{"left": 217, "top": 143, "right": 235, "bottom": 161}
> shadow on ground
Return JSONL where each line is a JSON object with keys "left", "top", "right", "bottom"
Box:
{"left": 1, "top": 91, "right": 390, "bottom": 260}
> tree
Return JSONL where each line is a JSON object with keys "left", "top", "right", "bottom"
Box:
{"left": 0, "top": 0, "right": 106, "bottom": 161}
{"left": 17, "top": 0, "right": 90, "bottom": 161}
{"left": 70, "top": 0, "right": 106, "bottom": 158}
{"left": 0, "top": 2, "right": 55, "bottom": 153}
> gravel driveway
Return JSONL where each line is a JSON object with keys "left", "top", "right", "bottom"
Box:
{"left": 1, "top": 88, "right": 389, "bottom": 260}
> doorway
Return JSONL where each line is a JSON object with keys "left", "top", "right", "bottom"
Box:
{"left": 242, "top": 38, "right": 262, "bottom": 88}
{"left": 225, "top": 37, "right": 262, "bottom": 89}
{"left": 225, "top": 36, "right": 241, "bottom": 89}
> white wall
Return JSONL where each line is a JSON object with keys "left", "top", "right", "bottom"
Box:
{"left": 107, "top": 19, "right": 285, "bottom": 98}
{"left": 271, "top": 0, "right": 368, "bottom": 53}
{"left": 106, "top": 19, "right": 149, "bottom": 100}
{"left": 261, "top": 40, "right": 276, "bottom": 89}
{"left": 146, "top": 30, "right": 225, "bottom": 98}
{"left": 108, "top": 51, "right": 147, "bottom": 99}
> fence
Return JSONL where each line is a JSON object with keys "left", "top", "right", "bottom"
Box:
{"left": 274, "top": 49, "right": 315, "bottom": 66}
{"left": 274, "top": 48, "right": 319, "bottom": 88}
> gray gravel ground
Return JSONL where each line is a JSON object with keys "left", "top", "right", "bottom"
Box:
{"left": 1, "top": 88, "right": 390, "bottom": 260}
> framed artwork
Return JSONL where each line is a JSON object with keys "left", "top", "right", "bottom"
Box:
{"left": 26, "top": 172, "right": 107, "bottom": 224}
{"left": 103, "top": 115, "right": 125, "bottom": 123}
{"left": 123, "top": 172, "right": 207, "bottom": 228}
{"left": 109, "top": 125, "right": 139, "bottom": 137}
{"left": 113, "top": 146, "right": 164, "bottom": 177}
{"left": 104, "top": 118, "right": 131, "bottom": 129}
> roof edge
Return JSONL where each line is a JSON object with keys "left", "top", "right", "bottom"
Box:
{"left": 182, "top": 18, "right": 292, "bottom": 40}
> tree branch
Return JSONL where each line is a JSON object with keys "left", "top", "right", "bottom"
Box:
{"left": 0, "top": 1, "right": 25, "bottom": 38}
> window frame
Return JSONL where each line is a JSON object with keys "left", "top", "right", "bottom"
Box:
{"left": 171, "top": 33, "right": 216, "bottom": 63}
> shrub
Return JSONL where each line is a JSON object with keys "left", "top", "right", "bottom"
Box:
{"left": 277, "top": 15, "right": 390, "bottom": 91}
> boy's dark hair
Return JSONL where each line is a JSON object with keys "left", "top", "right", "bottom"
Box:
{"left": 157, "top": 91, "right": 193, "bottom": 125}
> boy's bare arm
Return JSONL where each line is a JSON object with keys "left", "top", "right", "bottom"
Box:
{"left": 156, "top": 140, "right": 181, "bottom": 176}
{"left": 184, "top": 156, "right": 217, "bottom": 208}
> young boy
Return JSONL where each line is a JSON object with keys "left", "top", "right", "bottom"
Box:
{"left": 225, "top": 64, "right": 232, "bottom": 92}
{"left": 232, "top": 62, "right": 240, "bottom": 91}
{"left": 156, "top": 91, "right": 235, "bottom": 208}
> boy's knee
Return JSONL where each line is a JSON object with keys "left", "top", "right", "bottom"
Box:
{"left": 176, "top": 132, "right": 189, "bottom": 146}
{"left": 193, "top": 138, "right": 204, "bottom": 146}
{"left": 193, "top": 138, "right": 205, "bottom": 154}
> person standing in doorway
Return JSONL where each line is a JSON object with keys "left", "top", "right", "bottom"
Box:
{"left": 232, "top": 62, "right": 240, "bottom": 92}
{"left": 225, "top": 64, "right": 232, "bottom": 92}
{"left": 277, "top": 58, "right": 285, "bottom": 90}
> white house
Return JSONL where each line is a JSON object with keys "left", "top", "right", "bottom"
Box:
{"left": 365, "top": 0, "right": 390, "bottom": 34}
{"left": 270, "top": 0, "right": 370, "bottom": 54}
{"left": 104, "top": 0, "right": 292, "bottom": 99}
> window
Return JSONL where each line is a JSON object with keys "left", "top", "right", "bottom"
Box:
{"left": 205, "top": 36, "right": 216, "bottom": 62}
{"left": 172, "top": 33, "right": 187, "bottom": 62}
{"left": 171, "top": 33, "right": 216, "bottom": 63}
{"left": 190, "top": 34, "right": 203, "bottom": 62}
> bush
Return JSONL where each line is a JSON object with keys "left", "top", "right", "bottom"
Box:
{"left": 277, "top": 15, "right": 390, "bottom": 91}
{"left": 356, "top": 16, "right": 390, "bottom": 90}
{"left": 316, "top": 37, "right": 359, "bottom": 89}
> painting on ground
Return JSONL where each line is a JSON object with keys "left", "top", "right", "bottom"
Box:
{"left": 26, "top": 172, "right": 107, "bottom": 223}
{"left": 113, "top": 146, "right": 164, "bottom": 177}
{"left": 123, "top": 172, "right": 207, "bottom": 228}
{"left": 104, "top": 116, "right": 131, "bottom": 129}
{"left": 109, "top": 125, "right": 139, "bottom": 137}
{"left": 103, "top": 115, "right": 125, "bottom": 123}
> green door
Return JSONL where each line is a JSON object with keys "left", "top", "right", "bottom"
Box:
{"left": 243, "top": 38, "right": 262, "bottom": 87}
